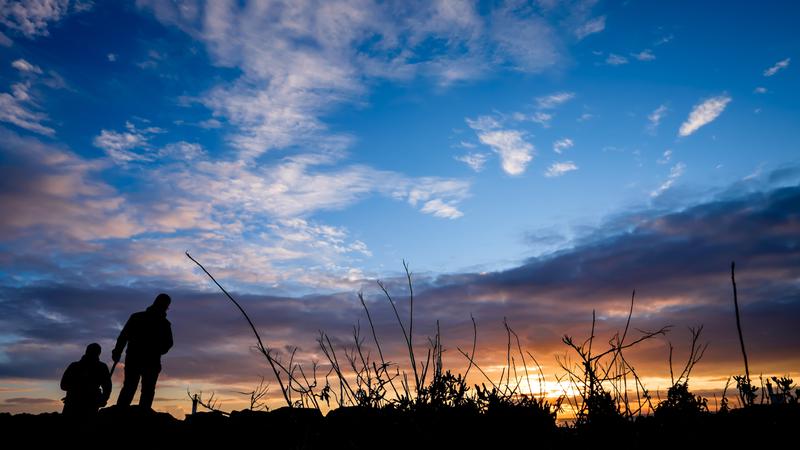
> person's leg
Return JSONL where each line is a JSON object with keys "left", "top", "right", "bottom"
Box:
{"left": 116, "top": 363, "right": 141, "bottom": 407}
{"left": 138, "top": 366, "right": 160, "bottom": 409}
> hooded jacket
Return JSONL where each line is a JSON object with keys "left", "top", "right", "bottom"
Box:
{"left": 113, "top": 305, "right": 173, "bottom": 368}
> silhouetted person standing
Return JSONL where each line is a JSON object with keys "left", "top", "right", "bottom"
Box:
{"left": 112, "top": 293, "right": 173, "bottom": 409}
{"left": 60, "top": 343, "right": 112, "bottom": 417}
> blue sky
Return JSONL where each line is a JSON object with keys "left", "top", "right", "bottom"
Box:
{"left": 1, "top": 0, "right": 799, "bottom": 416}
{"left": 0, "top": 1, "right": 797, "bottom": 289}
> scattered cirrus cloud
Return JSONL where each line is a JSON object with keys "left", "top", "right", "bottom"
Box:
{"left": 678, "top": 94, "right": 731, "bottom": 137}
{"left": 545, "top": 161, "right": 578, "bottom": 177}
{"left": 455, "top": 152, "right": 490, "bottom": 172}
{"left": 632, "top": 49, "right": 656, "bottom": 61}
{"left": 605, "top": 53, "right": 629, "bottom": 65}
{"left": 754, "top": 87, "right": 768, "bottom": 94}
{"left": 0, "top": 0, "right": 93, "bottom": 39}
{"left": 11, "top": 58, "right": 42, "bottom": 74}
{"left": 553, "top": 138, "right": 574, "bottom": 154}
{"left": 574, "top": 15, "right": 606, "bottom": 40}
{"left": 651, "top": 162, "right": 686, "bottom": 197}
{"left": 93, "top": 121, "right": 165, "bottom": 164}
{"left": 536, "top": 91, "right": 575, "bottom": 109}
{"left": 657, "top": 149, "right": 673, "bottom": 164}
{"left": 763, "top": 58, "right": 790, "bottom": 77}
{"left": 647, "top": 104, "right": 668, "bottom": 133}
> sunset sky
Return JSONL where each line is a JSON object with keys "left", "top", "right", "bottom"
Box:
{"left": 1, "top": 0, "right": 798, "bottom": 418}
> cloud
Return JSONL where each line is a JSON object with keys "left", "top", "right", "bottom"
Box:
{"left": 763, "top": 58, "right": 790, "bottom": 77}
{"left": 138, "top": 1, "right": 567, "bottom": 160}
{"left": 536, "top": 91, "right": 575, "bottom": 109}
{"left": 0, "top": 0, "right": 90, "bottom": 37}
{"left": 11, "top": 59, "right": 42, "bottom": 73}
{"left": 420, "top": 199, "right": 464, "bottom": 219}
{"left": 107, "top": 53, "right": 116, "bottom": 62}
{"left": 657, "top": 149, "right": 672, "bottom": 164}
{"left": 544, "top": 161, "right": 578, "bottom": 177}
{"left": 0, "top": 82, "right": 54, "bottom": 135}
{"left": 553, "top": 138, "right": 573, "bottom": 154}
{"left": 455, "top": 152, "right": 490, "bottom": 172}
{"left": 0, "top": 127, "right": 143, "bottom": 241}
{"left": 0, "top": 30, "right": 12, "bottom": 46}
{"left": 632, "top": 49, "right": 655, "bottom": 61}
{"left": 651, "top": 162, "right": 686, "bottom": 197}
{"left": 754, "top": 87, "right": 767, "bottom": 94}
{"left": 574, "top": 15, "right": 605, "bottom": 40}
{"left": 605, "top": 53, "right": 628, "bottom": 65}
{"left": 3, "top": 179, "right": 798, "bottom": 405}
{"left": 678, "top": 94, "right": 732, "bottom": 137}
{"left": 647, "top": 104, "right": 668, "bottom": 132}
{"left": 654, "top": 34, "right": 673, "bottom": 46}
{"left": 470, "top": 128, "right": 534, "bottom": 176}
{"left": 92, "top": 121, "right": 165, "bottom": 164}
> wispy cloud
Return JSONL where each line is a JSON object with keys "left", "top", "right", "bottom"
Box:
{"left": 553, "top": 138, "right": 573, "bottom": 154}
{"left": 0, "top": 0, "right": 90, "bottom": 37}
{"left": 536, "top": 91, "right": 575, "bottom": 109}
{"left": 754, "top": 86, "right": 767, "bottom": 94}
{"left": 93, "top": 121, "right": 164, "bottom": 164}
{"left": 632, "top": 49, "right": 655, "bottom": 61}
{"left": 574, "top": 15, "right": 605, "bottom": 40}
{"left": 605, "top": 53, "right": 628, "bottom": 65}
{"left": 545, "top": 161, "right": 578, "bottom": 177}
{"left": 651, "top": 162, "right": 685, "bottom": 197}
{"left": 455, "top": 152, "right": 490, "bottom": 172}
{"left": 420, "top": 199, "right": 464, "bottom": 219}
{"left": 763, "top": 58, "right": 790, "bottom": 77}
{"left": 0, "top": 82, "right": 54, "bottom": 135}
{"left": 657, "top": 149, "right": 672, "bottom": 164}
{"left": 11, "top": 59, "right": 42, "bottom": 74}
{"left": 647, "top": 104, "right": 668, "bottom": 132}
{"left": 678, "top": 95, "right": 732, "bottom": 137}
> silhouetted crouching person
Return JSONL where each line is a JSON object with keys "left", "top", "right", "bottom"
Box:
{"left": 60, "top": 343, "right": 112, "bottom": 417}
{"left": 112, "top": 293, "right": 173, "bottom": 410}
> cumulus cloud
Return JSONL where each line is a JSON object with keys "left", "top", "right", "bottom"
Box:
{"left": 763, "top": 58, "right": 790, "bottom": 77}
{"left": 678, "top": 95, "right": 731, "bottom": 137}
{"left": 544, "top": 161, "right": 577, "bottom": 177}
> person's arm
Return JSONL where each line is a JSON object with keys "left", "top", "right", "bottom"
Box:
{"left": 112, "top": 315, "right": 132, "bottom": 362}
{"left": 100, "top": 363, "right": 112, "bottom": 405}
{"left": 60, "top": 362, "right": 76, "bottom": 391}
{"left": 161, "top": 321, "right": 173, "bottom": 355}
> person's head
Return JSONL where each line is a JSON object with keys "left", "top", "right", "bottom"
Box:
{"left": 152, "top": 293, "right": 171, "bottom": 313}
{"left": 85, "top": 343, "right": 101, "bottom": 359}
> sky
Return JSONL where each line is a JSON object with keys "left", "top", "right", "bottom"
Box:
{"left": 0, "top": 0, "right": 798, "bottom": 418}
